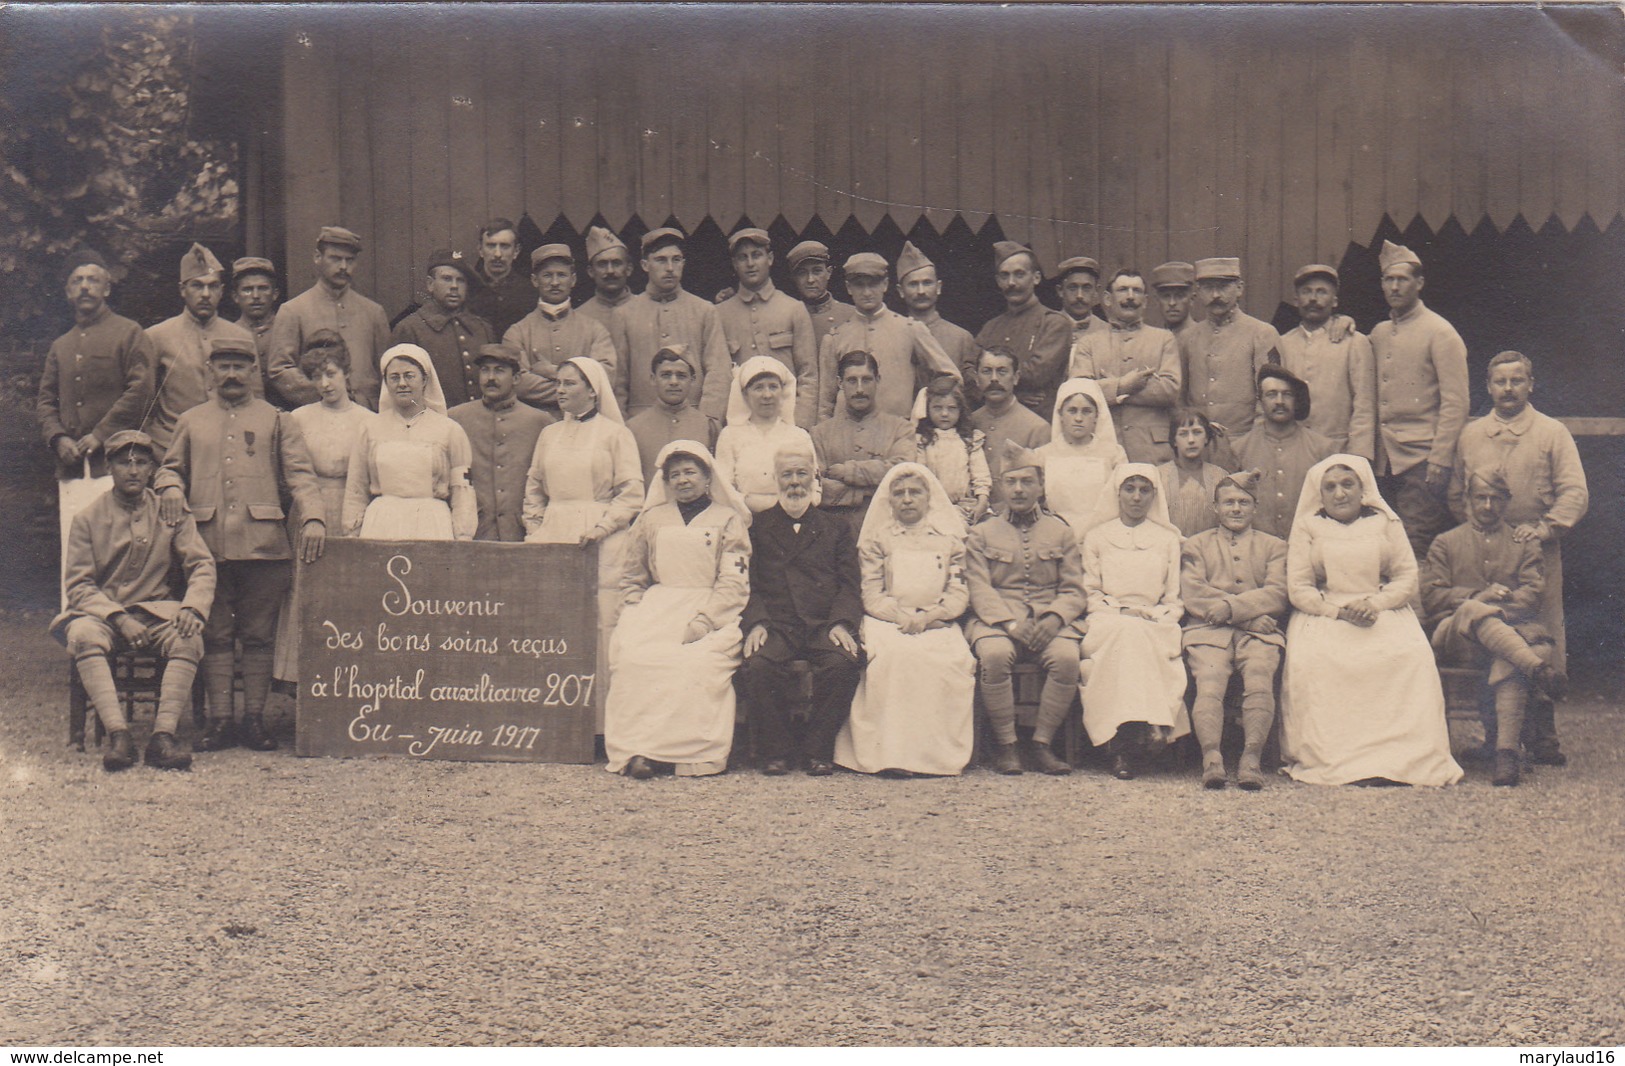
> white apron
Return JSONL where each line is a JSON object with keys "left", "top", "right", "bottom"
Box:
{"left": 358, "top": 440, "right": 455, "bottom": 541}
{"left": 1080, "top": 545, "right": 1189, "bottom": 746}
{"left": 1043, "top": 453, "right": 1114, "bottom": 533}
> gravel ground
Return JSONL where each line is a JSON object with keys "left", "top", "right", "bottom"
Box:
{"left": 1, "top": 605, "right": 1621, "bottom": 1047}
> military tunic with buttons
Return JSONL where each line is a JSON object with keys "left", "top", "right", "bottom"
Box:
{"left": 804, "top": 293, "right": 861, "bottom": 355}
{"left": 975, "top": 299, "right": 1075, "bottom": 420}
{"left": 143, "top": 313, "right": 258, "bottom": 449}
{"left": 715, "top": 282, "right": 819, "bottom": 427}
{"left": 37, "top": 306, "right": 155, "bottom": 479}
{"left": 449, "top": 396, "right": 555, "bottom": 542}
{"left": 1230, "top": 422, "right": 1335, "bottom": 539}
{"left": 503, "top": 305, "right": 618, "bottom": 413}
{"left": 391, "top": 306, "right": 496, "bottom": 409}
{"left": 963, "top": 509, "right": 1088, "bottom": 644}
{"left": 1177, "top": 309, "right": 1280, "bottom": 439}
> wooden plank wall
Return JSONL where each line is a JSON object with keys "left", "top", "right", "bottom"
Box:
{"left": 278, "top": 6, "right": 1625, "bottom": 318}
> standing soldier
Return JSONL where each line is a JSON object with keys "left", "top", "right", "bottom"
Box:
{"left": 1179, "top": 257, "right": 1281, "bottom": 445}
{"left": 625, "top": 346, "right": 721, "bottom": 487}
{"left": 1367, "top": 240, "right": 1469, "bottom": 560}
{"left": 574, "top": 225, "right": 634, "bottom": 336}
{"left": 38, "top": 250, "right": 154, "bottom": 606}
{"left": 154, "top": 338, "right": 326, "bottom": 754}
{"left": 1230, "top": 365, "right": 1334, "bottom": 538}
{"left": 1277, "top": 264, "right": 1376, "bottom": 459}
{"left": 502, "top": 244, "right": 617, "bottom": 418}
{"left": 144, "top": 243, "right": 256, "bottom": 449}
{"left": 611, "top": 226, "right": 733, "bottom": 422}
{"left": 970, "top": 346, "right": 1052, "bottom": 504}
{"left": 787, "top": 240, "right": 859, "bottom": 354}
{"left": 817, "top": 252, "right": 958, "bottom": 422}
{"left": 1151, "top": 261, "right": 1198, "bottom": 341}
{"left": 448, "top": 343, "right": 555, "bottom": 542}
{"left": 896, "top": 241, "right": 981, "bottom": 388}
{"left": 391, "top": 249, "right": 494, "bottom": 409}
{"left": 1069, "top": 268, "right": 1182, "bottom": 464}
{"left": 975, "top": 241, "right": 1072, "bottom": 420}
{"left": 266, "top": 225, "right": 390, "bottom": 410}
{"left": 1449, "top": 350, "right": 1588, "bottom": 766}
{"left": 715, "top": 227, "right": 819, "bottom": 427}
{"left": 1056, "top": 255, "right": 1110, "bottom": 347}
{"left": 230, "top": 256, "right": 282, "bottom": 405}
{"left": 467, "top": 218, "right": 532, "bottom": 339}
{"left": 811, "top": 350, "right": 915, "bottom": 537}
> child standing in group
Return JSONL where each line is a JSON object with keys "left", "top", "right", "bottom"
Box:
{"left": 913, "top": 374, "right": 990, "bottom": 525}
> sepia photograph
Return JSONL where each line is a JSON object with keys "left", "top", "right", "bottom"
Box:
{"left": 1, "top": 1, "right": 1622, "bottom": 1049}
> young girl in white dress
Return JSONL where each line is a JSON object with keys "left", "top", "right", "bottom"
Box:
{"left": 912, "top": 375, "right": 991, "bottom": 525}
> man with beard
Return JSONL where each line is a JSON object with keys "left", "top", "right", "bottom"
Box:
{"left": 787, "top": 240, "right": 859, "bottom": 353}
{"left": 1276, "top": 264, "right": 1376, "bottom": 459}
{"left": 266, "top": 226, "right": 389, "bottom": 409}
{"left": 738, "top": 445, "right": 865, "bottom": 777}
{"left": 1368, "top": 240, "right": 1469, "bottom": 560}
{"left": 817, "top": 252, "right": 957, "bottom": 422}
{"left": 573, "top": 225, "right": 634, "bottom": 336}
{"left": 155, "top": 338, "right": 325, "bottom": 755}
{"left": 38, "top": 250, "right": 154, "bottom": 608}
{"left": 611, "top": 226, "right": 733, "bottom": 421}
{"left": 715, "top": 227, "right": 818, "bottom": 426}
{"left": 230, "top": 256, "right": 282, "bottom": 404}
{"left": 969, "top": 346, "right": 1051, "bottom": 505}
{"left": 391, "top": 249, "right": 495, "bottom": 409}
{"left": 1056, "top": 255, "right": 1110, "bottom": 347}
{"left": 467, "top": 218, "right": 533, "bottom": 339}
{"left": 1448, "top": 350, "right": 1588, "bottom": 766}
{"left": 625, "top": 346, "right": 720, "bottom": 486}
{"left": 896, "top": 241, "right": 981, "bottom": 388}
{"left": 1178, "top": 257, "right": 1280, "bottom": 444}
{"left": 975, "top": 242, "right": 1073, "bottom": 419}
{"left": 811, "top": 350, "right": 915, "bottom": 536}
{"left": 144, "top": 243, "right": 257, "bottom": 449}
{"left": 1151, "top": 261, "right": 1198, "bottom": 340}
{"left": 1068, "top": 268, "right": 1181, "bottom": 464}
{"left": 54, "top": 430, "right": 214, "bottom": 772}
{"left": 1229, "top": 365, "right": 1333, "bottom": 538}
{"left": 503, "top": 244, "right": 618, "bottom": 417}
{"left": 448, "top": 343, "right": 555, "bottom": 541}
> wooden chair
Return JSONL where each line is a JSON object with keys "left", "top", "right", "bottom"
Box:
{"left": 68, "top": 651, "right": 206, "bottom": 751}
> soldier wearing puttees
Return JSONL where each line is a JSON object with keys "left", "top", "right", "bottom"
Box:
{"left": 610, "top": 227, "right": 733, "bottom": 422}
{"left": 787, "top": 240, "right": 860, "bottom": 355}
{"left": 467, "top": 218, "right": 534, "bottom": 340}
{"left": 502, "top": 244, "right": 618, "bottom": 417}
{"left": 230, "top": 256, "right": 283, "bottom": 405}
{"left": 1229, "top": 365, "right": 1334, "bottom": 539}
{"left": 811, "top": 350, "right": 916, "bottom": 537}
{"left": 265, "top": 226, "right": 390, "bottom": 411}
{"left": 1276, "top": 264, "right": 1377, "bottom": 460}
{"left": 448, "top": 344, "right": 556, "bottom": 542}
{"left": 1178, "top": 257, "right": 1281, "bottom": 441}
{"left": 1447, "top": 350, "right": 1587, "bottom": 765}
{"left": 715, "top": 228, "right": 819, "bottom": 427}
{"left": 625, "top": 346, "right": 720, "bottom": 488}
{"left": 1069, "top": 268, "right": 1182, "bottom": 465}
{"left": 976, "top": 242, "right": 1073, "bottom": 420}
{"left": 391, "top": 249, "right": 496, "bottom": 409}
{"left": 574, "top": 225, "right": 635, "bottom": 336}
{"left": 144, "top": 243, "right": 258, "bottom": 449}
{"left": 154, "top": 338, "right": 327, "bottom": 755}
{"left": 895, "top": 241, "right": 982, "bottom": 393}
{"left": 1056, "top": 256, "right": 1111, "bottom": 346}
{"left": 965, "top": 443, "right": 1087, "bottom": 776}
{"left": 1367, "top": 240, "right": 1470, "bottom": 561}
{"left": 53, "top": 430, "right": 215, "bottom": 771}
{"left": 817, "top": 252, "right": 959, "bottom": 422}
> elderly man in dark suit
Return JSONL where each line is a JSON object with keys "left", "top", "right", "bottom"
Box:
{"left": 738, "top": 442, "right": 865, "bottom": 776}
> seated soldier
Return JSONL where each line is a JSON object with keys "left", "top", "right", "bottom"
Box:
{"left": 52, "top": 430, "right": 215, "bottom": 772}
{"left": 1179, "top": 470, "right": 1289, "bottom": 790}
{"left": 738, "top": 444, "right": 865, "bottom": 776}
{"left": 1422, "top": 470, "right": 1564, "bottom": 788}
{"left": 964, "top": 442, "right": 1087, "bottom": 776}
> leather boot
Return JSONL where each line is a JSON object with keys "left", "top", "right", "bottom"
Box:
{"left": 1109, "top": 736, "right": 1135, "bottom": 780}
{"left": 1237, "top": 753, "right": 1266, "bottom": 791}
{"left": 144, "top": 732, "right": 193, "bottom": 771}
{"left": 1030, "top": 741, "right": 1072, "bottom": 776}
{"left": 103, "top": 730, "right": 137, "bottom": 772}
{"left": 1202, "top": 751, "right": 1227, "bottom": 790}
{"left": 1492, "top": 749, "right": 1521, "bottom": 787}
{"left": 1532, "top": 663, "right": 1568, "bottom": 703}
{"left": 625, "top": 755, "right": 655, "bottom": 780}
{"left": 239, "top": 713, "right": 278, "bottom": 752}
{"left": 991, "top": 742, "right": 1024, "bottom": 775}
{"left": 194, "top": 717, "right": 238, "bottom": 752}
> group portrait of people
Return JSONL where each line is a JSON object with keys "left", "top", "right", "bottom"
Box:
{"left": 39, "top": 215, "right": 1590, "bottom": 791}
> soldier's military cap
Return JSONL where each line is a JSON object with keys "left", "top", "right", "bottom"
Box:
{"left": 640, "top": 227, "right": 687, "bottom": 255}
{"left": 786, "top": 241, "right": 832, "bottom": 271}
{"left": 728, "top": 227, "right": 772, "bottom": 251}
{"left": 316, "top": 226, "right": 363, "bottom": 252}
{"left": 1150, "top": 262, "right": 1196, "bottom": 290}
{"left": 208, "top": 337, "right": 259, "bottom": 362}
{"left": 1194, "top": 257, "right": 1242, "bottom": 281}
{"left": 842, "top": 252, "right": 889, "bottom": 279}
{"left": 232, "top": 256, "right": 277, "bottom": 282}
{"left": 896, "top": 241, "right": 934, "bottom": 282}
{"left": 1056, "top": 256, "right": 1101, "bottom": 280}
{"left": 103, "top": 429, "right": 158, "bottom": 459}
{"left": 180, "top": 243, "right": 224, "bottom": 284}
{"left": 473, "top": 343, "right": 524, "bottom": 370}
{"left": 529, "top": 243, "right": 574, "bottom": 270}
{"left": 586, "top": 225, "right": 627, "bottom": 262}
{"left": 1378, "top": 240, "right": 1422, "bottom": 273}
{"left": 1293, "top": 263, "right": 1340, "bottom": 288}
{"left": 427, "top": 248, "right": 476, "bottom": 282}
{"left": 992, "top": 241, "right": 1038, "bottom": 271}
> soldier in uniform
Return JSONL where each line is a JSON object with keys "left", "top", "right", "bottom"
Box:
{"left": 1230, "top": 365, "right": 1334, "bottom": 538}
{"left": 625, "top": 346, "right": 721, "bottom": 487}
{"left": 975, "top": 241, "right": 1073, "bottom": 420}
{"left": 1276, "top": 264, "right": 1376, "bottom": 459}
{"left": 144, "top": 243, "right": 256, "bottom": 449}
{"left": 448, "top": 344, "right": 555, "bottom": 542}
{"left": 266, "top": 225, "right": 390, "bottom": 410}
{"left": 37, "top": 250, "right": 154, "bottom": 606}
{"left": 1069, "top": 268, "right": 1182, "bottom": 464}
{"left": 787, "top": 240, "right": 859, "bottom": 354}
{"left": 574, "top": 225, "right": 634, "bottom": 336}
{"left": 895, "top": 241, "right": 981, "bottom": 388}
{"left": 817, "top": 252, "right": 958, "bottom": 422}
{"left": 964, "top": 443, "right": 1087, "bottom": 776}
{"left": 610, "top": 226, "right": 733, "bottom": 422}
{"left": 391, "top": 249, "right": 495, "bottom": 409}
{"left": 715, "top": 227, "right": 819, "bottom": 426}
{"left": 969, "top": 346, "right": 1051, "bottom": 505}
{"left": 1178, "top": 257, "right": 1281, "bottom": 445}
{"left": 502, "top": 244, "right": 618, "bottom": 418}
{"left": 1056, "top": 255, "right": 1110, "bottom": 346}
{"left": 468, "top": 218, "right": 533, "bottom": 339}
{"left": 1150, "top": 261, "right": 1197, "bottom": 340}
{"left": 155, "top": 338, "right": 326, "bottom": 754}
{"left": 811, "top": 350, "right": 915, "bottom": 537}
{"left": 53, "top": 430, "right": 215, "bottom": 772}
{"left": 230, "top": 256, "right": 282, "bottom": 405}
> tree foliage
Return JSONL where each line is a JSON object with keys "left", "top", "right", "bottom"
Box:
{"left": 0, "top": 11, "right": 238, "bottom": 344}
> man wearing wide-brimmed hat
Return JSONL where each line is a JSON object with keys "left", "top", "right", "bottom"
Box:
{"left": 266, "top": 225, "right": 390, "bottom": 410}
{"left": 1230, "top": 363, "right": 1333, "bottom": 538}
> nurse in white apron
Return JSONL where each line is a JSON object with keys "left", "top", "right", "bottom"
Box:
{"left": 1037, "top": 377, "right": 1126, "bottom": 533}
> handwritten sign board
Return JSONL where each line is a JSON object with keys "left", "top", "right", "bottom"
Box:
{"left": 296, "top": 538, "right": 597, "bottom": 763}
